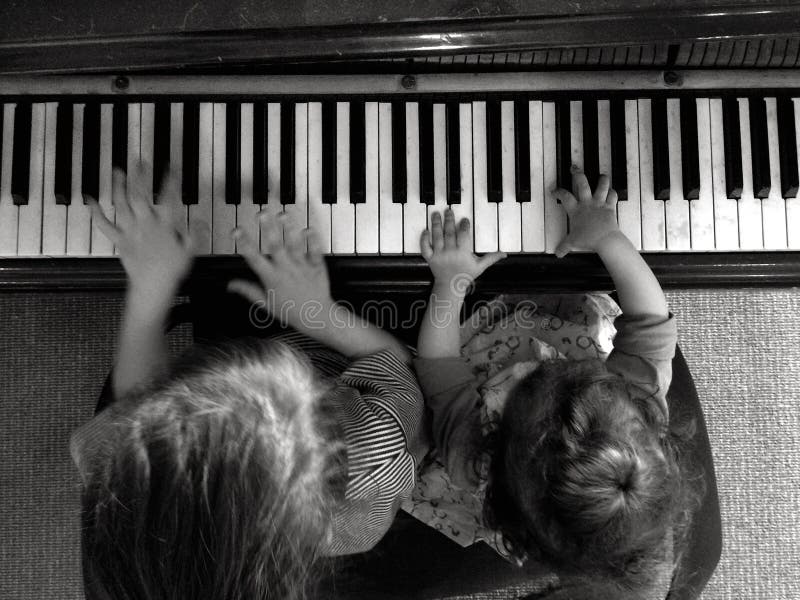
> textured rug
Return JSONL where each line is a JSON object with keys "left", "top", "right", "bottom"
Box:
{"left": 1, "top": 287, "right": 798, "bottom": 600}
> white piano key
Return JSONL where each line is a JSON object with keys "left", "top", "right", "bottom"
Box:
{"left": 569, "top": 100, "right": 584, "bottom": 175}
{"left": 665, "top": 98, "right": 691, "bottom": 250}
{"left": 737, "top": 98, "right": 764, "bottom": 249}
{"left": 543, "top": 101, "right": 566, "bottom": 253}
{"left": 211, "top": 103, "right": 235, "bottom": 254}
{"left": 90, "top": 103, "right": 114, "bottom": 255}
{"left": 637, "top": 99, "right": 666, "bottom": 250}
{"left": 18, "top": 102, "right": 46, "bottom": 256}
{"left": 378, "top": 102, "right": 402, "bottom": 254}
{"left": 332, "top": 102, "right": 355, "bottom": 254}
{"left": 789, "top": 99, "right": 800, "bottom": 249}
{"left": 308, "top": 102, "right": 332, "bottom": 253}
{"left": 522, "top": 100, "right": 545, "bottom": 252}
{"left": 691, "top": 98, "right": 716, "bottom": 250}
{"left": 597, "top": 100, "right": 612, "bottom": 178}
{"left": 431, "top": 103, "right": 448, "bottom": 217}
{"left": 67, "top": 103, "right": 91, "bottom": 255}
{"left": 450, "top": 102, "right": 474, "bottom": 232}
{"left": 0, "top": 104, "right": 19, "bottom": 255}
{"left": 709, "top": 98, "right": 739, "bottom": 250}
{"left": 169, "top": 103, "right": 188, "bottom": 233}
{"left": 356, "top": 101, "right": 379, "bottom": 254}
{"left": 126, "top": 103, "right": 141, "bottom": 175}
{"left": 190, "top": 102, "right": 213, "bottom": 254}
{"left": 260, "top": 102, "right": 284, "bottom": 251}
{"left": 41, "top": 102, "right": 66, "bottom": 255}
{"left": 762, "top": 97, "right": 788, "bottom": 249}
{"left": 237, "top": 103, "right": 261, "bottom": 252}
{"left": 283, "top": 103, "right": 309, "bottom": 245}
{"left": 403, "top": 102, "right": 426, "bottom": 254}
{"left": 140, "top": 103, "right": 155, "bottom": 191}
{"left": 617, "top": 99, "right": 642, "bottom": 249}
{"left": 498, "top": 100, "right": 521, "bottom": 252}
{"left": 472, "top": 101, "right": 498, "bottom": 252}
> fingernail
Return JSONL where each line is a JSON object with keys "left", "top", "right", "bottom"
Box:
{"left": 570, "top": 164, "right": 581, "bottom": 174}
{"left": 232, "top": 227, "right": 242, "bottom": 239}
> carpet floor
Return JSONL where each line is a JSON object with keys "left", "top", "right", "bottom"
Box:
{"left": 1, "top": 287, "right": 798, "bottom": 600}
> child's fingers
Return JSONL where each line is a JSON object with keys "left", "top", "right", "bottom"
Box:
{"left": 593, "top": 174, "right": 611, "bottom": 205}
{"left": 552, "top": 188, "right": 578, "bottom": 213}
{"left": 305, "top": 228, "right": 325, "bottom": 266}
{"left": 477, "top": 251, "right": 507, "bottom": 271}
{"left": 554, "top": 236, "right": 574, "bottom": 258}
{"left": 606, "top": 188, "right": 618, "bottom": 208}
{"left": 430, "top": 212, "right": 444, "bottom": 250}
{"left": 284, "top": 226, "right": 306, "bottom": 263}
{"left": 258, "top": 212, "right": 288, "bottom": 263}
{"left": 87, "top": 198, "right": 121, "bottom": 245}
{"left": 419, "top": 229, "right": 433, "bottom": 261}
{"left": 127, "top": 161, "right": 155, "bottom": 218}
{"left": 111, "top": 168, "right": 133, "bottom": 224}
{"left": 571, "top": 168, "right": 592, "bottom": 202}
{"left": 227, "top": 279, "right": 267, "bottom": 305}
{"left": 233, "top": 227, "right": 274, "bottom": 278}
{"left": 443, "top": 209, "right": 457, "bottom": 249}
{"left": 456, "top": 218, "right": 473, "bottom": 252}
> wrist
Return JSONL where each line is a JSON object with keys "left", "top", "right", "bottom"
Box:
{"left": 432, "top": 279, "right": 467, "bottom": 302}
{"left": 594, "top": 229, "right": 629, "bottom": 254}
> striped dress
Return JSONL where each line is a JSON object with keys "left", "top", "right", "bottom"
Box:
{"left": 274, "top": 332, "right": 427, "bottom": 555}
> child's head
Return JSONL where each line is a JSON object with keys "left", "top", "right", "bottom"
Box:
{"left": 484, "top": 358, "right": 693, "bottom": 589}
{"left": 78, "top": 339, "right": 340, "bottom": 600}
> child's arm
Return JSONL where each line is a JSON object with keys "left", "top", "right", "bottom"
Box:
{"left": 417, "top": 209, "right": 506, "bottom": 358}
{"left": 89, "top": 163, "right": 194, "bottom": 399}
{"left": 228, "top": 218, "right": 411, "bottom": 362}
{"left": 554, "top": 169, "right": 668, "bottom": 319}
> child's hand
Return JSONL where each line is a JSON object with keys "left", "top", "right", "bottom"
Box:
{"left": 420, "top": 209, "right": 506, "bottom": 293}
{"left": 553, "top": 170, "right": 620, "bottom": 258}
{"left": 227, "top": 214, "right": 333, "bottom": 326}
{"left": 89, "top": 162, "right": 193, "bottom": 302}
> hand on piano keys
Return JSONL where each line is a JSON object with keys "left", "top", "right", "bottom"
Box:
{"left": 3, "top": 90, "right": 800, "bottom": 258}
{"left": 87, "top": 162, "right": 194, "bottom": 299}
{"left": 552, "top": 170, "right": 619, "bottom": 258}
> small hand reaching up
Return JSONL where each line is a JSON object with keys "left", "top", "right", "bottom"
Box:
{"left": 553, "top": 170, "right": 620, "bottom": 258}
{"left": 420, "top": 209, "right": 506, "bottom": 294}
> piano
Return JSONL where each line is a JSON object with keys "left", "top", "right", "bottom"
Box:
{"left": 2, "top": 1, "right": 800, "bottom": 294}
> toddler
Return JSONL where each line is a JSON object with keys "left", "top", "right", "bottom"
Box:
{"left": 71, "top": 163, "right": 427, "bottom": 599}
{"left": 411, "top": 170, "right": 697, "bottom": 597}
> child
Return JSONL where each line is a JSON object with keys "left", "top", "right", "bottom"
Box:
{"left": 71, "top": 163, "right": 427, "bottom": 599}
{"left": 410, "top": 170, "right": 696, "bottom": 597}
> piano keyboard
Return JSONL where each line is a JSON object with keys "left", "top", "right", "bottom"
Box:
{"left": 2, "top": 72, "right": 800, "bottom": 257}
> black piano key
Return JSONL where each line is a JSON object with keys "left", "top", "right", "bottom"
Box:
{"left": 446, "top": 102, "right": 461, "bottom": 204}
{"left": 253, "top": 101, "right": 267, "bottom": 204}
{"left": 225, "top": 102, "right": 241, "bottom": 204}
{"left": 111, "top": 103, "right": 127, "bottom": 171}
{"left": 11, "top": 102, "right": 32, "bottom": 204}
{"left": 609, "top": 98, "right": 628, "bottom": 200}
{"left": 679, "top": 98, "right": 700, "bottom": 199}
{"left": 721, "top": 97, "right": 743, "bottom": 198}
{"left": 419, "top": 100, "right": 434, "bottom": 204}
{"left": 321, "top": 101, "right": 337, "bottom": 203}
{"left": 280, "top": 102, "right": 296, "bottom": 205}
{"left": 555, "top": 99, "right": 571, "bottom": 191}
{"left": 349, "top": 100, "right": 366, "bottom": 204}
{"left": 582, "top": 99, "right": 599, "bottom": 186}
{"left": 182, "top": 102, "right": 200, "bottom": 204}
{"left": 81, "top": 102, "right": 100, "bottom": 201}
{"left": 390, "top": 100, "right": 407, "bottom": 203}
{"left": 748, "top": 97, "right": 771, "bottom": 198}
{"left": 54, "top": 103, "right": 73, "bottom": 204}
{"left": 776, "top": 96, "right": 799, "bottom": 198}
{"left": 651, "top": 97, "right": 671, "bottom": 200}
{"left": 486, "top": 99, "right": 502, "bottom": 202}
{"left": 514, "top": 99, "right": 531, "bottom": 203}
{"left": 152, "top": 101, "right": 170, "bottom": 197}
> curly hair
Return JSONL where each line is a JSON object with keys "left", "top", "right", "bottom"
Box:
{"left": 79, "top": 338, "right": 342, "bottom": 600}
{"left": 483, "top": 358, "right": 701, "bottom": 593}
